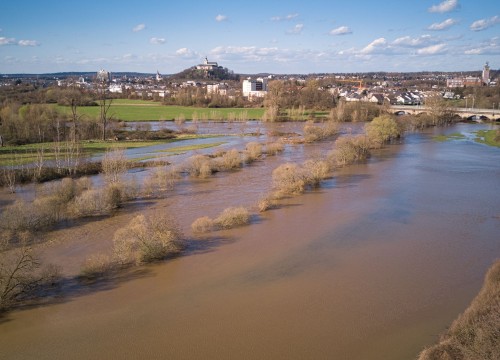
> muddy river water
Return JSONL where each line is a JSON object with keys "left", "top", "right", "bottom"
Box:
{"left": 1, "top": 122, "right": 499, "bottom": 359}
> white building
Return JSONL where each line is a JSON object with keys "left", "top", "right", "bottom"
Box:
{"left": 242, "top": 77, "right": 268, "bottom": 98}
{"left": 482, "top": 62, "right": 490, "bottom": 85}
{"left": 207, "top": 83, "right": 228, "bottom": 95}
{"left": 96, "top": 69, "right": 111, "bottom": 83}
{"left": 196, "top": 57, "right": 220, "bottom": 71}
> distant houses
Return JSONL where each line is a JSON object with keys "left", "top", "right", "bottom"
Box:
{"left": 446, "top": 62, "right": 492, "bottom": 88}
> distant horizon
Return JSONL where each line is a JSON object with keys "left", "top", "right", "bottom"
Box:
{"left": 0, "top": 67, "right": 489, "bottom": 77}
{"left": 1, "top": 0, "right": 498, "bottom": 74}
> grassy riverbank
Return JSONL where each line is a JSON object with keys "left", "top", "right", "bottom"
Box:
{"left": 0, "top": 134, "right": 222, "bottom": 166}
{"left": 418, "top": 260, "right": 500, "bottom": 360}
{"left": 56, "top": 100, "right": 265, "bottom": 121}
{"left": 474, "top": 130, "right": 500, "bottom": 147}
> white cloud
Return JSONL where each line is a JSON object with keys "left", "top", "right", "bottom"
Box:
{"left": 18, "top": 39, "right": 40, "bottom": 46}
{"left": 150, "top": 37, "right": 166, "bottom": 45}
{"left": 361, "top": 38, "right": 387, "bottom": 54}
{"left": 287, "top": 23, "right": 304, "bottom": 34}
{"left": 271, "top": 13, "right": 299, "bottom": 21}
{"left": 392, "top": 35, "right": 435, "bottom": 47}
{"left": 428, "top": 0, "right": 458, "bottom": 13}
{"left": 215, "top": 14, "right": 227, "bottom": 22}
{"left": 470, "top": 16, "right": 500, "bottom": 31}
{"left": 132, "top": 24, "right": 146, "bottom": 32}
{"left": 330, "top": 26, "right": 352, "bottom": 36}
{"left": 417, "top": 43, "right": 446, "bottom": 55}
{"left": 427, "top": 18, "right": 458, "bottom": 30}
{"left": 175, "top": 47, "right": 198, "bottom": 58}
{"left": 464, "top": 37, "right": 500, "bottom": 55}
{"left": 0, "top": 37, "right": 16, "bottom": 45}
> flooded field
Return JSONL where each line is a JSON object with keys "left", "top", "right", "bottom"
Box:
{"left": 0, "top": 122, "right": 499, "bottom": 359}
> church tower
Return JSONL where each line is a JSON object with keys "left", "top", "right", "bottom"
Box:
{"left": 482, "top": 62, "right": 490, "bottom": 85}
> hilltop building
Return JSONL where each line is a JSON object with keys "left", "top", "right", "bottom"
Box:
{"left": 156, "top": 70, "right": 162, "bottom": 82}
{"left": 196, "top": 57, "right": 220, "bottom": 71}
{"left": 242, "top": 77, "right": 268, "bottom": 98}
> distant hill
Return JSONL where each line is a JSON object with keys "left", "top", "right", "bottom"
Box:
{"left": 0, "top": 72, "right": 158, "bottom": 79}
{"left": 171, "top": 66, "right": 239, "bottom": 82}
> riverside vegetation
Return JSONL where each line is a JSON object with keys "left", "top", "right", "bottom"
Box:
{"left": 0, "top": 113, "right": 402, "bottom": 310}
{"left": 418, "top": 260, "right": 500, "bottom": 360}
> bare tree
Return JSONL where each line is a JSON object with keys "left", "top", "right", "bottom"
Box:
{"left": 0, "top": 237, "right": 60, "bottom": 311}
{"left": 96, "top": 80, "right": 113, "bottom": 141}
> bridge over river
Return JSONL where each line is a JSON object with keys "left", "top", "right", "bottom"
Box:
{"left": 391, "top": 105, "right": 500, "bottom": 121}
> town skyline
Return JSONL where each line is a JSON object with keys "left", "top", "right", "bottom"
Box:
{"left": 1, "top": 0, "right": 499, "bottom": 74}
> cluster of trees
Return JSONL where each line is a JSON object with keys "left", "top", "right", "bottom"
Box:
{"left": 0, "top": 102, "right": 102, "bottom": 145}
{"left": 174, "top": 66, "right": 240, "bottom": 82}
{"left": 264, "top": 79, "right": 335, "bottom": 114}
{"left": 161, "top": 85, "right": 248, "bottom": 108}
{"left": 450, "top": 84, "right": 500, "bottom": 109}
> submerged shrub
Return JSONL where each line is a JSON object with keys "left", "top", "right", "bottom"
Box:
{"left": 214, "top": 207, "right": 251, "bottom": 229}
{"left": 102, "top": 149, "right": 129, "bottom": 183}
{"left": 265, "top": 141, "right": 284, "bottom": 156}
{"left": 302, "top": 159, "right": 331, "bottom": 187}
{"left": 245, "top": 142, "right": 263, "bottom": 162}
{"left": 80, "top": 253, "right": 114, "bottom": 280}
{"left": 329, "top": 135, "right": 371, "bottom": 166}
{"left": 303, "top": 120, "right": 339, "bottom": 143}
{"left": 70, "top": 183, "right": 123, "bottom": 217}
{"left": 257, "top": 194, "right": 279, "bottom": 212}
{"left": 186, "top": 154, "right": 214, "bottom": 178}
{"left": 0, "top": 198, "right": 58, "bottom": 232}
{"left": 113, "top": 214, "right": 183, "bottom": 265}
{"left": 214, "top": 149, "right": 242, "bottom": 171}
{"left": 272, "top": 163, "right": 305, "bottom": 196}
{"left": 365, "top": 115, "right": 404, "bottom": 148}
{"left": 191, "top": 216, "right": 216, "bottom": 233}
{"left": 143, "top": 167, "right": 178, "bottom": 197}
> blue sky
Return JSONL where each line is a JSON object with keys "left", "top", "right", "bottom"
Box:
{"left": 0, "top": 0, "right": 499, "bottom": 74}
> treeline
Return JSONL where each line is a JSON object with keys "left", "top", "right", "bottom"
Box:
{"left": 0, "top": 102, "right": 104, "bottom": 145}
{"left": 173, "top": 66, "right": 240, "bottom": 81}
{"left": 161, "top": 86, "right": 249, "bottom": 108}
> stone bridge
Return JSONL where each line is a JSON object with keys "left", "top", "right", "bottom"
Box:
{"left": 390, "top": 105, "right": 500, "bottom": 121}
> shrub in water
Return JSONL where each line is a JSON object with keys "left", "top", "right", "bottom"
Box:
{"left": 245, "top": 142, "right": 263, "bottom": 162}
{"left": 302, "top": 159, "right": 331, "bottom": 187}
{"left": 191, "top": 216, "right": 216, "bottom": 233}
{"left": 365, "top": 115, "right": 404, "bottom": 148}
{"left": 330, "top": 135, "right": 371, "bottom": 166}
{"left": 214, "top": 207, "right": 251, "bottom": 230}
{"left": 272, "top": 163, "right": 305, "bottom": 196}
{"left": 80, "top": 253, "right": 114, "bottom": 280}
{"left": 265, "top": 142, "right": 284, "bottom": 156}
{"left": 113, "top": 214, "right": 183, "bottom": 265}
{"left": 186, "top": 155, "right": 214, "bottom": 178}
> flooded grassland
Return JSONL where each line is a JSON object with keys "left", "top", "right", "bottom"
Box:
{"left": 0, "top": 122, "right": 499, "bottom": 359}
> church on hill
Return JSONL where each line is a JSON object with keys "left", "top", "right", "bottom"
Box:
{"left": 196, "top": 57, "right": 221, "bottom": 71}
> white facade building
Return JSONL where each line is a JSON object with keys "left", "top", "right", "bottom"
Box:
{"left": 482, "top": 62, "right": 490, "bottom": 85}
{"left": 242, "top": 77, "right": 268, "bottom": 98}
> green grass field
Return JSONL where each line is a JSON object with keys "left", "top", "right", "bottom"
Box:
{"left": 57, "top": 100, "right": 265, "bottom": 122}
{"left": 474, "top": 130, "right": 500, "bottom": 147}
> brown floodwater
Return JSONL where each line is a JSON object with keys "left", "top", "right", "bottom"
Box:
{"left": 0, "top": 122, "right": 499, "bottom": 359}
